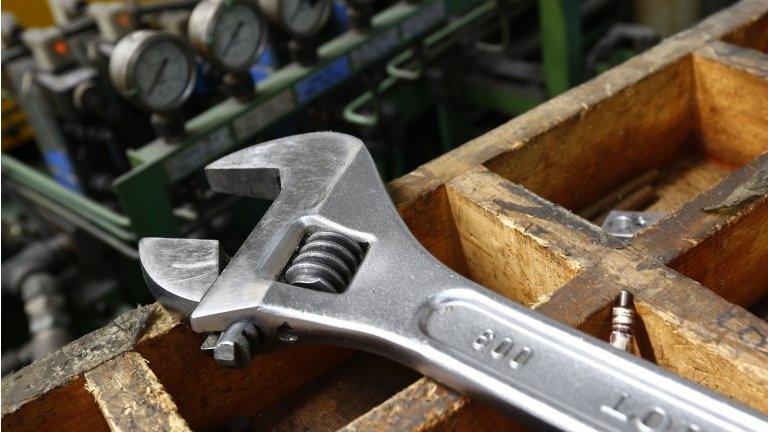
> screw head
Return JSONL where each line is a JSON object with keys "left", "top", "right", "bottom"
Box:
{"left": 209, "top": 321, "right": 260, "bottom": 368}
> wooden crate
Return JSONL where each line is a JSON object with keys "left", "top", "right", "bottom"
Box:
{"left": 3, "top": 1, "right": 768, "bottom": 430}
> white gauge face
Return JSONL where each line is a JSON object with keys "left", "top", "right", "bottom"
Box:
{"left": 133, "top": 41, "right": 193, "bottom": 110}
{"left": 280, "top": 0, "right": 331, "bottom": 37}
{"left": 212, "top": 4, "right": 263, "bottom": 69}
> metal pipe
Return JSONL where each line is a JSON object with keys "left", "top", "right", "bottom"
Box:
{"left": 1, "top": 154, "right": 132, "bottom": 229}
{"left": 20, "top": 273, "right": 72, "bottom": 360}
{"left": 13, "top": 186, "right": 139, "bottom": 257}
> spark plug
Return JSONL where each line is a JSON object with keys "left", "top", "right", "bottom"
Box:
{"left": 609, "top": 290, "right": 635, "bottom": 352}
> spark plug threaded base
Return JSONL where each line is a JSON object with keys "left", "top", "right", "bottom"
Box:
{"left": 609, "top": 290, "right": 635, "bottom": 352}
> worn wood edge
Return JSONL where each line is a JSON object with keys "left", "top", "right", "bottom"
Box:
{"left": 338, "top": 377, "right": 468, "bottom": 432}
{"left": 84, "top": 352, "right": 191, "bottom": 432}
{"left": 695, "top": 40, "right": 768, "bottom": 78}
{"left": 635, "top": 294, "right": 768, "bottom": 411}
{"left": 444, "top": 167, "right": 604, "bottom": 306}
{"left": 0, "top": 376, "right": 109, "bottom": 432}
{"left": 1, "top": 303, "right": 177, "bottom": 417}
{"left": 387, "top": 0, "right": 768, "bottom": 206}
{"left": 250, "top": 352, "right": 420, "bottom": 431}
{"left": 594, "top": 245, "right": 768, "bottom": 411}
{"left": 633, "top": 154, "right": 768, "bottom": 260}
{"left": 721, "top": 6, "right": 768, "bottom": 51}
{"left": 692, "top": 39, "right": 768, "bottom": 165}
{"left": 138, "top": 331, "right": 354, "bottom": 430}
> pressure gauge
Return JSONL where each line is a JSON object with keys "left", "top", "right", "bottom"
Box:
{"left": 258, "top": 0, "right": 333, "bottom": 39}
{"left": 109, "top": 30, "right": 196, "bottom": 113}
{"left": 189, "top": 0, "right": 267, "bottom": 71}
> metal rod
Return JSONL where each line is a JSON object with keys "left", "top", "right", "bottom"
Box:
{"left": 1, "top": 154, "right": 132, "bottom": 228}
{"left": 578, "top": 169, "right": 660, "bottom": 220}
{"left": 13, "top": 186, "right": 139, "bottom": 259}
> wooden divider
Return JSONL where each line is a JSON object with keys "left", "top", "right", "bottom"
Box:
{"left": 693, "top": 41, "right": 768, "bottom": 165}
{"left": 84, "top": 352, "right": 191, "bottom": 432}
{"left": 136, "top": 315, "right": 353, "bottom": 430}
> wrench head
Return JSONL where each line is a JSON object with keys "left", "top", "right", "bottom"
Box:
{"left": 140, "top": 132, "right": 386, "bottom": 323}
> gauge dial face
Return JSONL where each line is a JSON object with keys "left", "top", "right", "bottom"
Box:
{"left": 279, "top": 0, "right": 332, "bottom": 38}
{"left": 109, "top": 31, "right": 196, "bottom": 112}
{"left": 211, "top": 3, "right": 264, "bottom": 69}
{"left": 133, "top": 41, "right": 193, "bottom": 110}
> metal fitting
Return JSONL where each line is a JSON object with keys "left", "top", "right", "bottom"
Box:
{"left": 609, "top": 290, "right": 635, "bottom": 352}
{"left": 201, "top": 321, "right": 261, "bottom": 368}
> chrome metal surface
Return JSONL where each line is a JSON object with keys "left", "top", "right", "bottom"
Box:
{"left": 609, "top": 290, "right": 635, "bottom": 352}
{"left": 258, "top": 0, "right": 333, "bottom": 39}
{"left": 108, "top": 30, "right": 197, "bottom": 112}
{"left": 139, "top": 238, "right": 224, "bottom": 315}
{"left": 602, "top": 211, "right": 663, "bottom": 238}
{"left": 188, "top": 0, "right": 267, "bottom": 71}
{"left": 211, "top": 321, "right": 261, "bottom": 368}
{"left": 140, "top": 132, "right": 768, "bottom": 432}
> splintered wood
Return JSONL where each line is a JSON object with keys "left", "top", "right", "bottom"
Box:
{"left": 3, "top": 1, "right": 768, "bottom": 431}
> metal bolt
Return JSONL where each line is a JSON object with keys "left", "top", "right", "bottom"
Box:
{"left": 609, "top": 290, "right": 635, "bottom": 352}
{"left": 200, "top": 321, "right": 261, "bottom": 368}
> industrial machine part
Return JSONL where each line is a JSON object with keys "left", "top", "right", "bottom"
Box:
{"left": 259, "top": 0, "right": 333, "bottom": 38}
{"left": 608, "top": 290, "right": 635, "bottom": 352}
{"left": 109, "top": 30, "right": 197, "bottom": 141}
{"left": 140, "top": 132, "right": 768, "bottom": 432}
{"left": 188, "top": 0, "right": 267, "bottom": 71}
{"left": 1, "top": 12, "right": 23, "bottom": 48}
{"left": 188, "top": 0, "right": 267, "bottom": 100}
{"left": 601, "top": 210, "right": 664, "bottom": 238}
{"left": 87, "top": 2, "right": 136, "bottom": 43}
{"left": 1, "top": 235, "right": 73, "bottom": 373}
{"left": 258, "top": 0, "right": 334, "bottom": 64}
{"left": 49, "top": 0, "right": 87, "bottom": 26}
{"left": 20, "top": 27, "right": 76, "bottom": 73}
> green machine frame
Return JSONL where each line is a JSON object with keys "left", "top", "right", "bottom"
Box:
{"left": 2, "top": 0, "right": 582, "bottom": 259}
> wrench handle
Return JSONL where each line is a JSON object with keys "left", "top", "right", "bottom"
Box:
{"left": 410, "top": 288, "right": 766, "bottom": 432}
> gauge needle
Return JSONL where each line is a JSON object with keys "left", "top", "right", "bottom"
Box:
{"left": 222, "top": 21, "right": 244, "bottom": 56}
{"left": 147, "top": 57, "right": 168, "bottom": 95}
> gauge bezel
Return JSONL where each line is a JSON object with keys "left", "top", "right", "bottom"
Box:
{"left": 188, "top": 0, "right": 267, "bottom": 71}
{"left": 258, "top": 0, "right": 333, "bottom": 39}
{"left": 109, "top": 30, "right": 197, "bottom": 113}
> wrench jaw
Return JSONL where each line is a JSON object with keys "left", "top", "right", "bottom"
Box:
{"left": 204, "top": 132, "right": 362, "bottom": 202}
{"left": 138, "top": 237, "right": 225, "bottom": 316}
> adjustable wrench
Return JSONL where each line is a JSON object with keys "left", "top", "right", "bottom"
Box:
{"left": 139, "top": 132, "right": 768, "bottom": 431}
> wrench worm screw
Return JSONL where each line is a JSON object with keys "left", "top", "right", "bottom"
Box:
{"left": 609, "top": 290, "right": 635, "bottom": 352}
{"left": 284, "top": 231, "right": 364, "bottom": 293}
{"left": 206, "top": 321, "right": 261, "bottom": 368}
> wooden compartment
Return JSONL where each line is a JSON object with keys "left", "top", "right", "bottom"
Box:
{"left": 3, "top": 1, "right": 767, "bottom": 431}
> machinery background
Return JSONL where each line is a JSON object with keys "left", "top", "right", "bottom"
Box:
{"left": 0, "top": 0, "right": 735, "bottom": 375}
